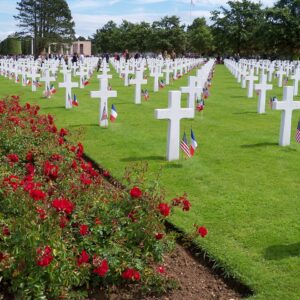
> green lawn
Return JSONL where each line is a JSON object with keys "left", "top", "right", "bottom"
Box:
{"left": 1, "top": 64, "right": 299, "bottom": 299}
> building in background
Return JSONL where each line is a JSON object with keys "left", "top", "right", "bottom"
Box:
{"left": 48, "top": 40, "right": 92, "bottom": 56}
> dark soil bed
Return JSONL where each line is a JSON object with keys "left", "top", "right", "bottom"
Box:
{"left": 90, "top": 244, "right": 245, "bottom": 300}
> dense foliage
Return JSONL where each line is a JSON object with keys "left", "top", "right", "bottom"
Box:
{"left": 14, "top": 0, "right": 75, "bottom": 57}
{"left": 92, "top": 0, "right": 300, "bottom": 58}
{"left": 0, "top": 96, "right": 205, "bottom": 299}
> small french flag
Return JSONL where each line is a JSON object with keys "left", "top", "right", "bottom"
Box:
{"left": 190, "top": 129, "right": 198, "bottom": 156}
{"left": 72, "top": 94, "right": 78, "bottom": 106}
{"left": 110, "top": 104, "right": 118, "bottom": 122}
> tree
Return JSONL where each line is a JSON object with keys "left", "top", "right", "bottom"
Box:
{"left": 210, "top": 0, "right": 265, "bottom": 56}
{"left": 14, "top": 0, "right": 75, "bottom": 57}
{"left": 265, "top": 0, "right": 300, "bottom": 58}
{"left": 151, "top": 16, "right": 187, "bottom": 54}
{"left": 187, "top": 17, "right": 213, "bottom": 55}
{"left": 93, "top": 21, "right": 122, "bottom": 53}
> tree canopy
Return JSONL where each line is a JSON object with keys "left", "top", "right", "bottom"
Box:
{"left": 14, "top": 0, "right": 75, "bottom": 57}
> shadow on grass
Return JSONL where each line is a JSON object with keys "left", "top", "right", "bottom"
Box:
{"left": 241, "top": 142, "right": 277, "bottom": 148}
{"left": 164, "top": 163, "right": 183, "bottom": 169}
{"left": 232, "top": 111, "right": 256, "bottom": 115}
{"left": 69, "top": 124, "right": 99, "bottom": 128}
{"left": 43, "top": 106, "right": 65, "bottom": 109}
{"left": 264, "top": 242, "right": 300, "bottom": 260}
{"left": 121, "top": 155, "right": 165, "bottom": 162}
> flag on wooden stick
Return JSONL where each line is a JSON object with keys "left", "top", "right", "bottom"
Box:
{"left": 180, "top": 131, "right": 191, "bottom": 158}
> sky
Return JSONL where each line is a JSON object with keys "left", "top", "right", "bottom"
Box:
{"left": 0, "top": 0, "right": 277, "bottom": 41}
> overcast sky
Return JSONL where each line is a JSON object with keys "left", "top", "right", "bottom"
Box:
{"left": 0, "top": 0, "right": 276, "bottom": 40}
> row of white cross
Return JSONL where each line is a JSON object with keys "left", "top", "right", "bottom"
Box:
{"left": 225, "top": 59, "right": 300, "bottom": 146}
{"left": 0, "top": 56, "right": 212, "bottom": 161}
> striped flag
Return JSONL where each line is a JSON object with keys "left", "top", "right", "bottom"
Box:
{"left": 159, "top": 80, "right": 165, "bottom": 89}
{"left": 196, "top": 98, "right": 204, "bottom": 112}
{"left": 180, "top": 131, "right": 191, "bottom": 158}
{"left": 44, "top": 86, "right": 51, "bottom": 98}
{"left": 101, "top": 106, "right": 108, "bottom": 121}
{"left": 110, "top": 104, "right": 118, "bottom": 122}
{"left": 269, "top": 96, "right": 278, "bottom": 109}
{"left": 190, "top": 129, "right": 198, "bottom": 156}
{"left": 68, "top": 93, "right": 72, "bottom": 105}
{"left": 50, "top": 84, "right": 56, "bottom": 94}
{"left": 296, "top": 120, "right": 300, "bottom": 143}
{"left": 83, "top": 76, "right": 89, "bottom": 86}
{"left": 72, "top": 94, "right": 78, "bottom": 106}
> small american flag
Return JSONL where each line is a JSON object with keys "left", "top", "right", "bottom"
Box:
{"left": 296, "top": 120, "right": 300, "bottom": 143}
{"left": 101, "top": 106, "right": 107, "bottom": 121}
{"left": 180, "top": 131, "right": 191, "bottom": 158}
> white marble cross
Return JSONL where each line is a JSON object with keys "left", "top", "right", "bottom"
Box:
{"left": 272, "top": 86, "right": 300, "bottom": 146}
{"left": 59, "top": 71, "right": 79, "bottom": 109}
{"left": 181, "top": 76, "right": 202, "bottom": 112}
{"left": 151, "top": 66, "right": 163, "bottom": 92}
{"left": 76, "top": 66, "right": 88, "bottom": 89}
{"left": 27, "top": 66, "right": 40, "bottom": 92}
{"left": 14, "top": 65, "right": 20, "bottom": 84}
{"left": 155, "top": 91, "right": 194, "bottom": 161}
{"left": 276, "top": 68, "right": 286, "bottom": 87}
{"left": 129, "top": 68, "right": 147, "bottom": 104}
{"left": 40, "top": 69, "right": 55, "bottom": 93}
{"left": 163, "top": 62, "right": 172, "bottom": 85}
{"left": 90, "top": 74, "right": 117, "bottom": 127}
{"left": 254, "top": 73, "right": 273, "bottom": 114}
{"left": 245, "top": 69, "right": 258, "bottom": 98}
{"left": 21, "top": 65, "right": 27, "bottom": 87}
{"left": 240, "top": 67, "right": 248, "bottom": 88}
{"left": 123, "top": 63, "right": 132, "bottom": 87}
{"left": 291, "top": 68, "right": 300, "bottom": 96}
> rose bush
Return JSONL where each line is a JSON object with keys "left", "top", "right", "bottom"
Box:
{"left": 0, "top": 97, "right": 207, "bottom": 299}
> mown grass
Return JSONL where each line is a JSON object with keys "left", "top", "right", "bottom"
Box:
{"left": 0, "top": 64, "right": 299, "bottom": 299}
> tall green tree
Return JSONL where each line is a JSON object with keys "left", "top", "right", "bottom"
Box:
{"left": 151, "top": 16, "right": 187, "bottom": 54}
{"left": 265, "top": 0, "right": 300, "bottom": 58}
{"left": 93, "top": 21, "right": 122, "bottom": 53}
{"left": 210, "top": 0, "right": 265, "bottom": 56}
{"left": 14, "top": 0, "right": 75, "bottom": 57}
{"left": 187, "top": 17, "right": 213, "bottom": 55}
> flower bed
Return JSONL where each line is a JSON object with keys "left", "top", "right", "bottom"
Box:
{"left": 0, "top": 96, "right": 206, "bottom": 299}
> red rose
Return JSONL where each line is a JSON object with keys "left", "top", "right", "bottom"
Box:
{"left": 197, "top": 226, "right": 208, "bottom": 238}
{"left": 7, "top": 153, "right": 19, "bottom": 163}
{"left": 59, "top": 128, "right": 68, "bottom": 137}
{"left": 80, "top": 173, "right": 92, "bottom": 185}
{"left": 30, "top": 189, "right": 46, "bottom": 201}
{"left": 103, "top": 170, "right": 110, "bottom": 177}
{"left": 93, "top": 259, "right": 109, "bottom": 277}
{"left": 182, "top": 199, "right": 191, "bottom": 211}
{"left": 26, "top": 151, "right": 33, "bottom": 162}
{"left": 36, "top": 246, "right": 53, "bottom": 267}
{"left": 36, "top": 208, "right": 47, "bottom": 220}
{"left": 122, "top": 268, "right": 141, "bottom": 281}
{"left": 158, "top": 203, "right": 171, "bottom": 217}
{"left": 155, "top": 233, "right": 164, "bottom": 240}
{"left": 26, "top": 163, "right": 35, "bottom": 175}
{"left": 58, "top": 137, "right": 64, "bottom": 145}
{"left": 79, "top": 224, "right": 89, "bottom": 235}
{"left": 2, "top": 226, "right": 10, "bottom": 236}
{"left": 44, "top": 161, "right": 59, "bottom": 180}
{"left": 51, "top": 198, "right": 74, "bottom": 214}
{"left": 130, "top": 186, "right": 142, "bottom": 198}
{"left": 77, "top": 250, "right": 90, "bottom": 267}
